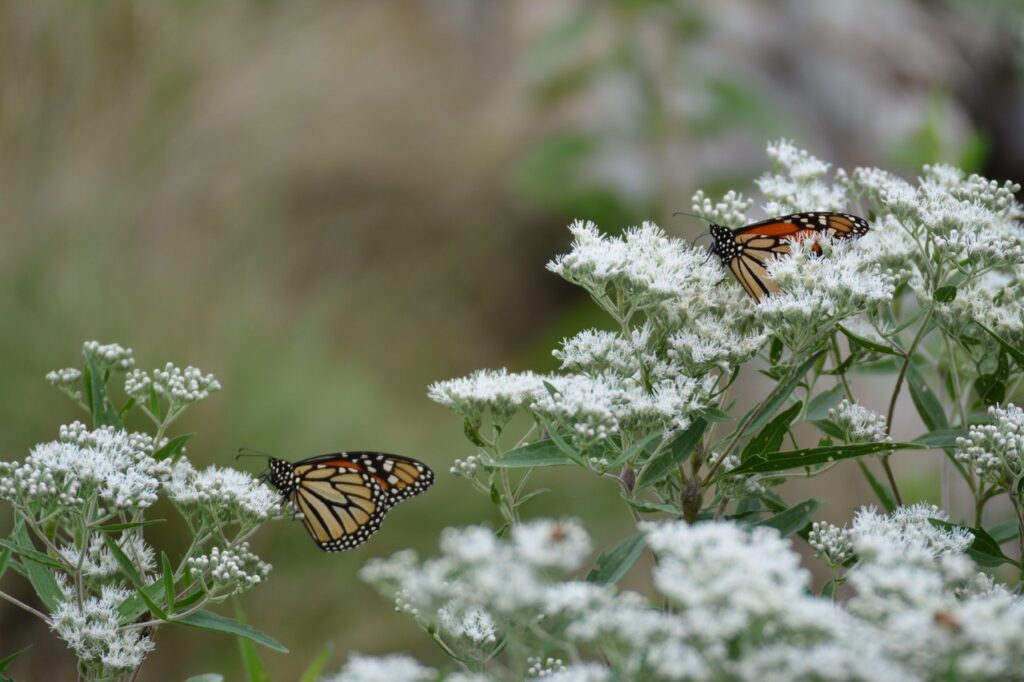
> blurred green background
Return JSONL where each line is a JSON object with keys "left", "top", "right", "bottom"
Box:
{"left": 1, "top": 1, "right": 1022, "bottom": 679}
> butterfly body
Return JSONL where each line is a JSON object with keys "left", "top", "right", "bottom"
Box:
{"left": 267, "top": 452, "right": 433, "bottom": 552}
{"left": 708, "top": 211, "right": 869, "bottom": 301}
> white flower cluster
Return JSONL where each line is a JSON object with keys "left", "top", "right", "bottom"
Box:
{"left": 165, "top": 460, "right": 282, "bottom": 525}
{"left": 45, "top": 367, "right": 82, "bottom": 388}
{"left": 829, "top": 399, "right": 890, "bottom": 443}
{"left": 0, "top": 423, "right": 170, "bottom": 510}
{"left": 956, "top": 404, "right": 1024, "bottom": 487}
{"left": 50, "top": 584, "right": 154, "bottom": 675}
{"left": 355, "top": 511, "right": 1024, "bottom": 681}
{"left": 428, "top": 368, "right": 546, "bottom": 425}
{"left": 125, "top": 362, "right": 221, "bottom": 405}
{"left": 808, "top": 520, "right": 854, "bottom": 566}
{"left": 82, "top": 341, "right": 135, "bottom": 371}
{"left": 937, "top": 269, "right": 1024, "bottom": 346}
{"left": 322, "top": 653, "right": 437, "bottom": 682}
{"left": 756, "top": 140, "right": 848, "bottom": 215}
{"left": 58, "top": 534, "right": 156, "bottom": 579}
{"left": 760, "top": 239, "right": 896, "bottom": 348}
{"left": 690, "top": 188, "right": 752, "bottom": 228}
{"left": 187, "top": 543, "right": 270, "bottom": 594}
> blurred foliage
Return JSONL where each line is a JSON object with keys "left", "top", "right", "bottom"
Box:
{"left": 0, "top": 0, "right": 1020, "bottom": 679}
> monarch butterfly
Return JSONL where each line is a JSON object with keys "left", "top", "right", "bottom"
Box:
{"left": 264, "top": 452, "right": 434, "bottom": 552}
{"left": 708, "top": 211, "right": 869, "bottom": 302}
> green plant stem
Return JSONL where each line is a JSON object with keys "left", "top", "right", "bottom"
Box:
{"left": 830, "top": 333, "right": 855, "bottom": 402}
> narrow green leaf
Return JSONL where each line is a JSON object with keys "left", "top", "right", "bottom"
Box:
{"left": 906, "top": 365, "right": 950, "bottom": 431}
{"left": 517, "top": 488, "right": 549, "bottom": 509}
{"left": 743, "top": 351, "right": 826, "bottom": 436}
{"left": 85, "top": 353, "right": 123, "bottom": 429}
{"left": 117, "top": 582, "right": 166, "bottom": 623}
{"left": 148, "top": 385, "right": 162, "bottom": 420}
{"left": 153, "top": 433, "right": 194, "bottom": 462}
{"left": 757, "top": 499, "right": 821, "bottom": 538}
{"left": 975, "top": 374, "right": 1006, "bottom": 407}
{"left": 533, "top": 413, "right": 585, "bottom": 465}
{"left": 118, "top": 397, "right": 137, "bottom": 418}
{"left": 622, "top": 496, "right": 681, "bottom": 515}
{"left": 9, "top": 524, "right": 63, "bottom": 611}
{"left": 911, "top": 429, "right": 968, "bottom": 449}
{"left": 697, "top": 406, "right": 733, "bottom": 423}
{"left": 0, "top": 541, "right": 10, "bottom": 584}
{"left": 637, "top": 419, "right": 708, "bottom": 489}
{"left": 929, "top": 519, "right": 1017, "bottom": 567}
{"left": 101, "top": 534, "right": 168, "bottom": 619}
{"left": 494, "top": 440, "right": 573, "bottom": 468}
{"left": 934, "top": 285, "right": 957, "bottom": 303}
{"left": 0, "top": 539, "right": 65, "bottom": 571}
{"left": 987, "top": 520, "right": 1018, "bottom": 544}
{"left": 974, "top": 321, "right": 1024, "bottom": 368}
{"left": 299, "top": 643, "right": 334, "bottom": 682}
{"left": 806, "top": 385, "right": 846, "bottom": 421}
{"left": 161, "top": 552, "right": 175, "bottom": 609}
{"left": 462, "top": 419, "right": 487, "bottom": 448}
{"left": 741, "top": 401, "right": 801, "bottom": 462}
{"left": 586, "top": 532, "right": 646, "bottom": 585}
{"left": 609, "top": 431, "right": 663, "bottom": 468}
{"left": 178, "top": 610, "right": 288, "bottom": 653}
{"left": 716, "top": 442, "right": 924, "bottom": 479}
{"left": 857, "top": 460, "right": 896, "bottom": 512}
{"left": 0, "top": 646, "right": 30, "bottom": 673}
{"left": 769, "top": 337, "right": 784, "bottom": 365}
{"left": 238, "top": 632, "right": 271, "bottom": 682}
{"left": 838, "top": 324, "right": 901, "bottom": 355}
{"left": 95, "top": 518, "right": 165, "bottom": 533}
{"left": 811, "top": 419, "right": 846, "bottom": 440}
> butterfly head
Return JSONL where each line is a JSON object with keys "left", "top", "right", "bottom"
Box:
{"left": 708, "top": 224, "right": 741, "bottom": 263}
{"left": 266, "top": 458, "right": 297, "bottom": 495}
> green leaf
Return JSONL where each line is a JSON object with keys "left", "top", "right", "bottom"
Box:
{"left": 161, "top": 552, "right": 176, "bottom": 609}
{"left": 622, "top": 496, "right": 682, "bottom": 515}
{"left": 929, "top": 519, "right": 1018, "bottom": 567}
{"left": 608, "top": 431, "right": 663, "bottom": 468}
{"left": 975, "top": 374, "right": 1005, "bottom": 407}
{"left": 9, "top": 524, "right": 63, "bottom": 611}
{"left": 533, "top": 412, "right": 585, "bottom": 465}
{"left": 741, "top": 401, "right": 801, "bottom": 462}
{"left": 857, "top": 460, "right": 896, "bottom": 512}
{"left": 238, "top": 630, "right": 271, "bottom": 682}
{"left": 517, "top": 488, "right": 549, "bottom": 509}
{"left": 838, "top": 324, "right": 901, "bottom": 356}
{"left": 153, "top": 433, "right": 194, "bottom": 462}
{"left": 769, "top": 337, "right": 784, "bottom": 365}
{"left": 934, "top": 285, "right": 957, "bottom": 303}
{"left": 743, "top": 351, "right": 825, "bottom": 436}
{"left": 84, "top": 353, "right": 123, "bottom": 429}
{"left": 95, "top": 518, "right": 166, "bottom": 533}
{"left": 462, "top": 419, "right": 487, "bottom": 448}
{"left": 118, "top": 397, "right": 137, "bottom": 418}
{"left": 911, "top": 429, "right": 967, "bottom": 449}
{"left": 101, "top": 534, "right": 168, "bottom": 619}
{"left": 178, "top": 610, "right": 288, "bottom": 653}
{"left": 986, "top": 520, "right": 1018, "bottom": 544}
{"left": 148, "top": 385, "right": 162, "bottom": 420}
{"left": 0, "top": 646, "right": 30, "bottom": 674}
{"left": 117, "top": 582, "right": 166, "bottom": 622}
{"left": 978, "top": 322, "right": 1024, "bottom": 369}
{"left": 0, "top": 539, "right": 64, "bottom": 571}
{"left": 697, "top": 406, "right": 733, "bottom": 423}
{"left": 757, "top": 499, "right": 821, "bottom": 538}
{"left": 906, "top": 365, "right": 949, "bottom": 431}
{"left": 811, "top": 419, "right": 846, "bottom": 440}
{"left": 586, "top": 532, "right": 646, "bottom": 584}
{"left": 299, "top": 642, "right": 334, "bottom": 682}
{"left": 637, "top": 419, "right": 708, "bottom": 489}
{"left": 806, "top": 385, "right": 846, "bottom": 421}
{"left": 716, "top": 442, "right": 923, "bottom": 479}
{"left": 494, "top": 440, "right": 574, "bottom": 468}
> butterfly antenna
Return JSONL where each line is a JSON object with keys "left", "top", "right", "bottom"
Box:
{"left": 671, "top": 210, "right": 705, "bottom": 221}
{"left": 235, "top": 447, "right": 274, "bottom": 462}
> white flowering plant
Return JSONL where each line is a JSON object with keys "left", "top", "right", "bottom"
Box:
{"left": 327, "top": 142, "right": 1024, "bottom": 681}
{"left": 0, "top": 342, "right": 285, "bottom": 681}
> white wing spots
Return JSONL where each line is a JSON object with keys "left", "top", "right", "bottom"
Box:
{"left": 818, "top": 215, "right": 827, "bottom": 225}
